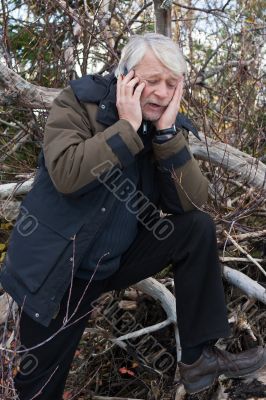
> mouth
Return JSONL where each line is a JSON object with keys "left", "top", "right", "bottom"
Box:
{"left": 146, "top": 103, "right": 164, "bottom": 111}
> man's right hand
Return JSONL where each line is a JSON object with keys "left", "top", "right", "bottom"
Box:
{"left": 116, "top": 70, "right": 145, "bottom": 132}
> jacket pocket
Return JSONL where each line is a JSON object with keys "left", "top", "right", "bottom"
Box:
{"left": 5, "top": 213, "right": 72, "bottom": 294}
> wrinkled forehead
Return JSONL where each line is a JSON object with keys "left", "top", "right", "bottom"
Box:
{"left": 134, "top": 49, "right": 181, "bottom": 80}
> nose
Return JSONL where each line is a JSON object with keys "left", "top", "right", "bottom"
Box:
{"left": 154, "top": 82, "right": 169, "bottom": 99}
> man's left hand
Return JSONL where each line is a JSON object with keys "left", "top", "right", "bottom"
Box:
{"left": 154, "top": 77, "right": 184, "bottom": 131}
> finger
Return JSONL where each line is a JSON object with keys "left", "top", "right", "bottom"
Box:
{"left": 176, "top": 79, "right": 184, "bottom": 108}
{"left": 121, "top": 69, "right": 135, "bottom": 83}
{"left": 126, "top": 76, "right": 140, "bottom": 87}
{"left": 175, "top": 78, "right": 184, "bottom": 98}
{"left": 171, "top": 79, "right": 183, "bottom": 108}
{"left": 121, "top": 76, "right": 140, "bottom": 98}
{"left": 133, "top": 82, "right": 146, "bottom": 100}
{"left": 119, "top": 70, "right": 135, "bottom": 97}
{"left": 121, "top": 76, "right": 140, "bottom": 91}
{"left": 125, "top": 77, "right": 140, "bottom": 96}
{"left": 162, "top": 80, "right": 183, "bottom": 125}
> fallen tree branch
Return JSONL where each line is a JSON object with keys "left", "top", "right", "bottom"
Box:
{"left": 220, "top": 257, "right": 264, "bottom": 263}
{"left": 190, "top": 132, "right": 266, "bottom": 190}
{"left": 113, "top": 318, "right": 172, "bottom": 342}
{"left": 133, "top": 277, "right": 181, "bottom": 361}
{"left": 0, "top": 178, "right": 34, "bottom": 200}
{"left": 224, "top": 230, "right": 266, "bottom": 278}
{"left": 0, "top": 293, "right": 17, "bottom": 324}
{"left": 222, "top": 265, "right": 266, "bottom": 304}
{"left": 0, "top": 62, "right": 60, "bottom": 108}
{"left": 231, "top": 230, "right": 266, "bottom": 241}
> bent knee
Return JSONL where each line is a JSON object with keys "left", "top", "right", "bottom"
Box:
{"left": 190, "top": 210, "right": 216, "bottom": 236}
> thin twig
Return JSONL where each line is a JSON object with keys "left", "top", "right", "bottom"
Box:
{"left": 220, "top": 257, "right": 264, "bottom": 263}
{"left": 224, "top": 230, "right": 266, "bottom": 277}
{"left": 173, "top": 0, "right": 232, "bottom": 14}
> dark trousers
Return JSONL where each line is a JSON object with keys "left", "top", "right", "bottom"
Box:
{"left": 14, "top": 211, "right": 230, "bottom": 399}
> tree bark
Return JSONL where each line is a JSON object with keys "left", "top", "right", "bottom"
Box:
{"left": 190, "top": 132, "right": 266, "bottom": 190}
{"left": 153, "top": 0, "right": 172, "bottom": 37}
{"left": 0, "top": 62, "right": 60, "bottom": 108}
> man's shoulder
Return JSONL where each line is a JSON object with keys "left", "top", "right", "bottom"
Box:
{"left": 50, "top": 73, "right": 118, "bottom": 130}
{"left": 69, "top": 72, "right": 115, "bottom": 104}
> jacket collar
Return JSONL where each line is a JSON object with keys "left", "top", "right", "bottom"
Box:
{"left": 69, "top": 72, "right": 119, "bottom": 126}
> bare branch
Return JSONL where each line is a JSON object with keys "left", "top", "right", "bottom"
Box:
{"left": 224, "top": 230, "right": 266, "bottom": 277}
{"left": 173, "top": 0, "right": 232, "bottom": 14}
{"left": 196, "top": 60, "right": 255, "bottom": 84}
{"left": 220, "top": 257, "right": 264, "bottom": 263}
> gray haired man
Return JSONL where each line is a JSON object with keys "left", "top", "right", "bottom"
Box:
{"left": 1, "top": 33, "right": 265, "bottom": 399}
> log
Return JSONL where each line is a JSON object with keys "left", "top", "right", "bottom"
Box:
{"left": 110, "top": 277, "right": 181, "bottom": 362}
{"left": 222, "top": 265, "right": 266, "bottom": 304}
{"left": 0, "top": 178, "right": 34, "bottom": 200}
{"left": 0, "top": 293, "right": 17, "bottom": 324}
{"left": 0, "top": 62, "right": 60, "bottom": 108}
{"left": 190, "top": 132, "right": 266, "bottom": 190}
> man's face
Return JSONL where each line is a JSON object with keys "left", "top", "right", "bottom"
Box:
{"left": 134, "top": 50, "right": 182, "bottom": 121}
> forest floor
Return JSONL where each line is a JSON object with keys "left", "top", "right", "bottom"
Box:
{"left": 61, "top": 278, "right": 266, "bottom": 400}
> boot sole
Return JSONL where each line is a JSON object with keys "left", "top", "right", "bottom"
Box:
{"left": 183, "top": 375, "right": 217, "bottom": 394}
{"left": 183, "top": 354, "right": 266, "bottom": 394}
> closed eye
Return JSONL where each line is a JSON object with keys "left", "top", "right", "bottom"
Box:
{"left": 145, "top": 79, "right": 177, "bottom": 89}
{"left": 147, "top": 80, "right": 159, "bottom": 85}
{"left": 167, "top": 80, "right": 178, "bottom": 88}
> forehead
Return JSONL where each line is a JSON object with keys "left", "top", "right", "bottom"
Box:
{"left": 135, "top": 50, "right": 179, "bottom": 80}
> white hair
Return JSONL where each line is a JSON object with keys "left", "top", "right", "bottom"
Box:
{"left": 115, "top": 33, "right": 187, "bottom": 78}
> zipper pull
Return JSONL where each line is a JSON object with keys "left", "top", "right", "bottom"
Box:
{"left": 142, "top": 120, "right": 147, "bottom": 135}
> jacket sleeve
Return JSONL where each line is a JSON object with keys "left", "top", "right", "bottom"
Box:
{"left": 43, "top": 86, "right": 144, "bottom": 196}
{"left": 152, "top": 132, "right": 209, "bottom": 213}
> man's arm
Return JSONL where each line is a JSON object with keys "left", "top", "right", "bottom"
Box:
{"left": 43, "top": 86, "right": 144, "bottom": 195}
{"left": 151, "top": 78, "right": 208, "bottom": 213}
{"left": 152, "top": 132, "right": 209, "bottom": 213}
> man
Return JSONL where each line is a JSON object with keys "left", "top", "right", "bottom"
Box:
{"left": 0, "top": 33, "right": 265, "bottom": 399}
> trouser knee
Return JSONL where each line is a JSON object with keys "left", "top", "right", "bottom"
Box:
{"left": 190, "top": 210, "right": 216, "bottom": 237}
{"left": 170, "top": 210, "right": 216, "bottom": 240}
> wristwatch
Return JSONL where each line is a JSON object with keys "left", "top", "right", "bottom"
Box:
{"left": 156, "top": 125, "right": 177, "bottom": 135}
{"left": 155, "top": 124, "right": 180, "bottom": 142}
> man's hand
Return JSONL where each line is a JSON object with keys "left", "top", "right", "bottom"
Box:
{"left": 154, "top": 77, "right": 184, "bottom": 131}
{"left": 116, "top": 70, "right": 146, "bottom": 132}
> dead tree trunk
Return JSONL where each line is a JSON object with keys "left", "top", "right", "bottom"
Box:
{"left": 153, "top": 0, "right": 172, "bottom": 37}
